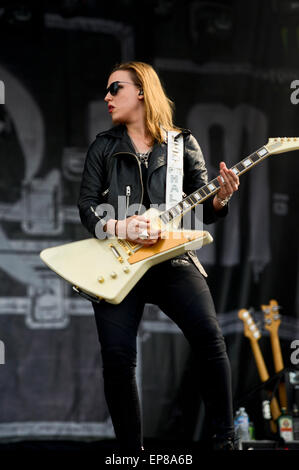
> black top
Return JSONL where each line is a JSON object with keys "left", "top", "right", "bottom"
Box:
{"left": 136, "top": 152, "right": 151, "bottom": 210}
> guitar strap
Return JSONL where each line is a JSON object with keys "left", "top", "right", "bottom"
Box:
{"left": 165, "top": 131, "right": 208, "bottom": 278}
{"left": 165, "top": 131, "right": 184, "bottom": 210}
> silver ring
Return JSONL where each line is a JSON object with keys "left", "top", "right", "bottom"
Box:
{"left": 139, "top": 229, "right": 149, "bottom": 239}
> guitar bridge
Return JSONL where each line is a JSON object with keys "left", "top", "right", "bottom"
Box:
{"left": 117, "top": 238, "right": 141, "bottom": 255}
{"left": 109, "top": 243, "right": 124, "bottom": 263}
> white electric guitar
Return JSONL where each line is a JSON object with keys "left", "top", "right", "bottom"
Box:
{"left": 40, "top": 137, "right": 299, "bottom": 304}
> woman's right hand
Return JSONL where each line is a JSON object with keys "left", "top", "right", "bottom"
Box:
{"left": 117, "top": 215, "right": 161, "bottom": 246}
{"left": 104, "top": 215, "right": 161, "bottom": 246}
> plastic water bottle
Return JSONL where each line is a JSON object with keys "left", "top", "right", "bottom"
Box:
{"left": 234, "top": 407, "right": 250, "bottom": 448}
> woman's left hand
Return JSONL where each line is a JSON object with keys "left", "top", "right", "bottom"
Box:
{"left": 213, "top": 161, "right": 240, "bottom": 210}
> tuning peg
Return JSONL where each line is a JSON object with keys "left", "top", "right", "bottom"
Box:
{"left": 272, "top": 305, "right": 280, "bottom": 311}
{"left": 239, "top": 309, "right": 249, "bottom": 319}
{"left": 261, "top": 303, "right": 270, "bottom": 313}
{"left": 269, "top": 299, "right": 281, "bottom": 310}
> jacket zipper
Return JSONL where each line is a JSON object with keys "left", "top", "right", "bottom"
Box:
{"left": 125, "top": 185, "right": 131, "bottom": 216}
{"left": 101, "top": 187, "right": 109, "bottom": 197}
{"left": 113, "top": 152, "right": 144, "bottom": 214}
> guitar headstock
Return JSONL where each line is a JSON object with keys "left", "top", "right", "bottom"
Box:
{"left": 238, "top": 308, "right": 261, "bottom": 342}
{"left": 265, "top": 137, "right": 299, "bottom": 155}
{"left": 262, "top": 299, "right": 281, "bottom": 335}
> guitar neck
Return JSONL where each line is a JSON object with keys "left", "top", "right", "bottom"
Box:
{"left": 270, "top": 331, "right": 288, "bottom": 409}
{"left": 250, "top": 339, "right": 270, "bottom": 383}
{"left": 263, "top": 301, "right": 284, "bottom": 373}
{"left": 269, "top": 333, "right": 284, "bottom": 372}
{"left": 159, "top": 144, "right": 270, "bottom": 225}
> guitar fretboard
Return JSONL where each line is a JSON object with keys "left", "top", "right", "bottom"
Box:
{"left": 159, "top": 145, "right": 269, "bottom": 224}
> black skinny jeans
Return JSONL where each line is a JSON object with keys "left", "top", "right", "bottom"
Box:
{"left": 92, "top": 256, "right": 234, "bottom": 451}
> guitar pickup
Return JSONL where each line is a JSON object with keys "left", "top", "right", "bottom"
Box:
{"left": 109, "top": 243, "right": 124, "bottom": 263}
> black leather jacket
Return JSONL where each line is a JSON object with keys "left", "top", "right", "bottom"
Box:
{"left": 78, "top": 125, "right": 227, "bottom": 274}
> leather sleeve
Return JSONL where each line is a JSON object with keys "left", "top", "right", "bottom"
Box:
{"left": 77, "top": 137, "right": 108, "bottom": 237}
{"left": 183, "top": 133, "right": 228, "bottom": 225}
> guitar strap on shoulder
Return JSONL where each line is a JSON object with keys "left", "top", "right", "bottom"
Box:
{"left": 165, "top": 131, "right": 184, "bottom": 210}
{"left": 165, "top": 131, "right": 208, "bottom": 278}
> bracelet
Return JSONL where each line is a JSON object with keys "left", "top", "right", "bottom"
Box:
{"left": 216, "top": 193, "right": 232, "bottom": 207}
{"left": 103, "top": 219, "right": 117, "bottom": 236}
{"left": 115, "top": 220, "right": 118, "bottom": 236}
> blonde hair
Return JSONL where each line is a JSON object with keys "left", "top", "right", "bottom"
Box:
{"left": 111, "top": 61, "right": 180, "bottom": 143}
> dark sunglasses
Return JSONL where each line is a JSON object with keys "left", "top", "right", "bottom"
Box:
{"left": 106, "top": 81, "right": 137, "bottom": 96}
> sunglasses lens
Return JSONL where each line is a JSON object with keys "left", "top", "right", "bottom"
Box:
{"left": 107, "top": 81, "right": 119, "bottom": 96}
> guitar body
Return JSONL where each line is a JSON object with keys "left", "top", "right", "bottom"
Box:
{"left": 40, "top": 208, "right": 213, "bottom": 304}
{"left": 40, "top": 138, "right": 299, "bottom": 304}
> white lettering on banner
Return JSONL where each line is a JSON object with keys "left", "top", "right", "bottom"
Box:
{"left": 290, "top": 340, "right": 299, "bottom": 365}
{"left": 0, "top": 80, "right": 4, "bottom": 104}
{"left": 290, "top": 80, "right": 299, "bottom": 105}
{"left": 187, "top": 104, "right": 270, "bottom": 280}
{"left": 0, "top": 340, "right": 5, "bottom": 365}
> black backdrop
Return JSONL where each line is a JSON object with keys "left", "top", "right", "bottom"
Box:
{"left": 0, "top": 0, "right": 298, "bottom": 444}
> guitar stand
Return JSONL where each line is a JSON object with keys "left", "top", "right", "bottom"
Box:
{"left": 234, "top": 367, "right": 299, "bottom": 449}
{"left": 235, "top": 367, "right": 289, "bottom": 409}
{"left": 235, "top": 367, "right": 288, "bottom": 438}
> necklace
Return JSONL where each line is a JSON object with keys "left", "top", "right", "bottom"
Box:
{"left": 129, "top": 136, "right": 152, "bottom": 168}
{"left": 136, "top": 150, "right": 151, "bottom": 167}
